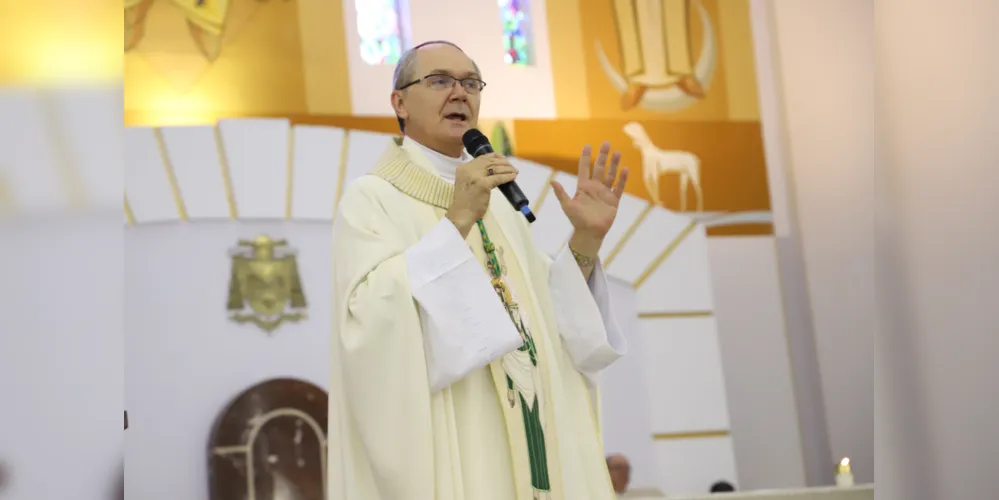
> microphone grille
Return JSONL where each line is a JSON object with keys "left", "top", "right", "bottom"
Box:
{"left": 462, "top": 128, "right": 489, "bottom": 151}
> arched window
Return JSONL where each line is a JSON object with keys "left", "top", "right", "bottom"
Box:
{"left": 356, "top": 0, "right": 406, "bottom": 65}
{"left": 498, "top": 0, "right": 532, "bottom": 65}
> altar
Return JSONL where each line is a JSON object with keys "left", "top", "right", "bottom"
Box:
{"left": 664, "top": 485, "right": 874, "bottom": 500}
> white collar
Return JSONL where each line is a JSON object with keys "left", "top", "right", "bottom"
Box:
{"left": 401, "top": 136, "right": 472, "bottom": 183}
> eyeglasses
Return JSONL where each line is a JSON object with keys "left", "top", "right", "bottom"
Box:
{"left": 397, "top": 73, "right": 487, "bottom": 94}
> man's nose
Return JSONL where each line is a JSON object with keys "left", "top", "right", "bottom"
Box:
{"left": 449, "top": 82, "right": 469, "bottom": 100}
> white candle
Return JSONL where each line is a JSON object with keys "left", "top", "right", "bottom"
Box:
{"left": 835, "top": 457, "right": 855, "bottom": 487}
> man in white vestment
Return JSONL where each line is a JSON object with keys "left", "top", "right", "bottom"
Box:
{"left": 328, "top": 40, "right": 631, "bottom": 500}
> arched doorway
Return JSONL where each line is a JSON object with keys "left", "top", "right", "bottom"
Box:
{"left": 208, "top": 378, "right": 327, "bottom": 500}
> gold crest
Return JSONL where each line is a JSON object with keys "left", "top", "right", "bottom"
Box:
{"left": 226, "top": 235, "right": 307, "bottom": 333}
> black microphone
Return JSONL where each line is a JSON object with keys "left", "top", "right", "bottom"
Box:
{"left": 462, "top": 129, "right": 537, "bottom": 223}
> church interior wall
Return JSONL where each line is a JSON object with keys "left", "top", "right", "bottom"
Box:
{"left": 0, "top": 0, "right": 882, "bottom": 497}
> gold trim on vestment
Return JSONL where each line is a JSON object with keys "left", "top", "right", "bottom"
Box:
{"left": 371, "top": 138, "right": 455, "bottom": 209}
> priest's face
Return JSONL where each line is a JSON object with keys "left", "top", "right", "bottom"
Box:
{"left": 392, "top": 44, "right": 482, "bottom": 156}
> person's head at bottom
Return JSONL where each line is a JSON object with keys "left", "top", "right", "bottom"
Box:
{"left": 606, "top": 453, "right": 631, "bottom": 493}
{"left": 390, "top": 40, "right": 485, "bottom": 158}
{"left": 710, "top": 480, "right": 736, "bottom": 493}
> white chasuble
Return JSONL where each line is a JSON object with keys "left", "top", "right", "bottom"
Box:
{"left": 328, "top": 137, "right": 624, "bottom": 500}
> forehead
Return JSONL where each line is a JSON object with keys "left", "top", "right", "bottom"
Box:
{"left": 412, "top": 44, "right": 478, "bottom": 76}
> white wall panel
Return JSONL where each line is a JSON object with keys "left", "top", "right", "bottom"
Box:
{"left": 606, "top": 208, "right": 691, "bottom": 284}
{"left": 218, "top": 119, "right": 290, "bottom": 220}
{"left": 49, "top": 87, "right": 123, "bottom": 208}
{"left": 341, "top": 130, "right": 395, "bottom": 201}
{"left": 640, "top": 316, "right": 731, "bottom": 432}
{"left": 771, "top": 0, "right": 876, "bottom": 483}
{"left": 0, "top": 89, "right": 68, "bottom": 212}
{"left": 529, "top": 172, "right": 575, "bottom": 256}
{"left": 635, "top": 226, "right": 714, "bottom": 313}
{"left": 708, "top": 236, "right": 805, "bottom": 489}
{"left": 655, "top": 437, "right": 738, "bottom": 495}
{"left": 290, "top": 125, "right": 346, "bottom": 221}
{"left": 159, "top": 126, "right": 230, "bottom": 220}
{"left": 124, "top": 127, "right": 180, "bottom": 223}
{"left": 599, "top": 278, "right": 663, "bottom": 493}
{"left": 599, "top": 196, "right": 650, "bottom": 262}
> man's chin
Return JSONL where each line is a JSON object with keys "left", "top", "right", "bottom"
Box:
{"left": 443, "top": 120, "right": 472, "bottom": 135}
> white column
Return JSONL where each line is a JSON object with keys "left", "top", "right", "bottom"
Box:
{"left": 768, "top": 0, "right": 876, "bottom": 484}
{"left": 876, "top": 1, "right": 999, "bottom": 499}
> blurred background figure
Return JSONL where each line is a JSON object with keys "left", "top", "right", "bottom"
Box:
{"left": 607, "top": 453, "right": 632, "bottom": 494}
{"left": 710, "top": 480, "right": 736, "bottom": 493}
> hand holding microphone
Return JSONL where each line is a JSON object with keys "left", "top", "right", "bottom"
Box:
{"left": 445, "top": 129, "right": 536, "bottom": 237}
{"left": 445, "top": 152, "right": 518, "bottom": 238}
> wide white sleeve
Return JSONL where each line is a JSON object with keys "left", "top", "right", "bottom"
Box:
{"left": 547, "top": 244, "right": 627, "bottom": 381}
{"left": 405, "top": 218, "right": 523, "bottom": 393}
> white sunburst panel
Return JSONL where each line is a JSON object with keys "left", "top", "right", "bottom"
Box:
{"left": 48, "top": 86, "right": 123, "bottom": 209}
{"left": 605, "top": 207, "right": 692, "bottom": 284}
{"left": 217, "top": 119, "right": 290, "bottom": 220}
{"left": 655, "top": 437, "right": 737, "bottom": 495}
{"left": 290, "top": 125, "right": 346, "bottom": 221}
{"left": 507, "top": 157, "right": 553, "bottom": 204}
{"left": 530, "top": 172, "right": 576, "bottom": 257}
{"left": 598, "top": 195, "right": 649, "bottom": 262}
{"left": 0, "top": 89, "right": 69, "bottom": 212}
{"left": 342, "top": 130, "right": 395, "bottom": 193}
{"left": 635, "top": 225, "right": 715, "bottom": 313}
{"left": 158, "top": 126, "right": 230, "bottom": 220}
{"left": 640, "top": 316, "right": 731, "bottom": 432}
{"left": 124, "top": 127, "right": 181, "bottom": 223}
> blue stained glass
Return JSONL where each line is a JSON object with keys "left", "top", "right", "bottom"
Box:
{"left": 356, "top": 0, "right": 405, "bottom": 65}
{"left": 498, "top": 0, "right": 531, "bottom": 65}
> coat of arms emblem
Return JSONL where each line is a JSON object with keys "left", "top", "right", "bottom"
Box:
{"left": 226, "top": 235, "right": 307, "bottom": 333}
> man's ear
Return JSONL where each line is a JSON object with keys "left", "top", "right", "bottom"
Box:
{"left": 390, "top": 91, "right": 408, "bottom": 121}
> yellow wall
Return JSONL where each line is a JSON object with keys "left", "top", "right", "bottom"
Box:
{"left": 541, "top": 0, "right": 771, "bottom": 233}
{"left": 547, "top": 0, "right": 760, "bottom": 122}
{"left": 0, "top": 1, "right": 120, "bottom": 85}
{"left": 124, "top": 0, "right": 350, "bottom": 124}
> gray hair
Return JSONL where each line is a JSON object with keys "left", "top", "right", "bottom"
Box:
{"left": 392, "top": 40, "right": 481, "bottom": 133}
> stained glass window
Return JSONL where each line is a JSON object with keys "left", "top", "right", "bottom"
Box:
{"left": 356, "top": 0, "right": 405, "bottom": 65}
{"left": 499, "top": 0, "right": 531, "bottom": 65}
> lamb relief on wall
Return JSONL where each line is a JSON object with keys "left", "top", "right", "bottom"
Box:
{"left": 623, "top": 121, "right": 703, "bottom": 212}
{"left": 227, "top": 235, "right": 308, "bottom": 333}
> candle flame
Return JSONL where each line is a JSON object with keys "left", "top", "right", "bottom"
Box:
{"left": 840, "top": 458, "right": 850, "bottom": 467}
